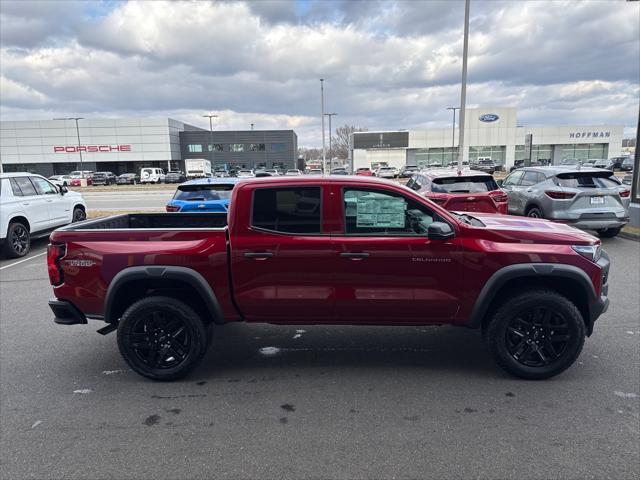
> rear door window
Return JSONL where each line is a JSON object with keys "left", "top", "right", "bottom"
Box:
{"left": 9, "top": 178, "right": 23, "bottom": 196}
{"left": 12, "top": 177, "right": 38, "bottom": 196}
{"left": 431, "top": 175, "right": 498, "bottom": 193}
{"left": 252, "top": 187, "right": 322, "bottom": 234}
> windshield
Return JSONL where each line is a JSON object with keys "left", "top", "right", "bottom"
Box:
{"left": 174, "top": 184, "right": 235, "bottom": 201}
{"left": 432, "top": 175, "right": 499, "bottom": 193}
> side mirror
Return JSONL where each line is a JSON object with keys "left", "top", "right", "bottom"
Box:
{"left": 427, "top": 221, "right": 454, "bottom": 241}
{"left": 496, "top": 179, "right": 503, "bottom": 186}
{"left": 60, "top": 185, "right": 68, "bottom": 195}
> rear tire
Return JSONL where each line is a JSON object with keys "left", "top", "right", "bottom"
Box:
{"left": 485, "top": 289, "right": 585, "bottom": 380}
{"left": 597, "top": 227, "right": 621, "bottom": 238}
{"left": 3, "top": 222, "right": 30, "bottom": 258}
{"left": 526, "top": 206, "right": 543, "bottom": 218}
{"left": 117, "top": 296, "right": 209, "bottom": 381}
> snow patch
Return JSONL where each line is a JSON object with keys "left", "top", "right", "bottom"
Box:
{"left": 73, "top": 389, "right": 93, "bottom": 394}
{"left": 259, "top": 347, "right": 281, "bottom": 356}
{"left": 295, "top": 329, "right": 306, "bottom": 334}
{"left": 102, "top": 369, "right": 125, "bottom": 375}
{"left": 31, "top": 420, "right": 42, "bottom": 429}
{"left": 614, "top": 391, "right": 638, "bottom": 399}
{"left": 292, "top": 334, "right": 302, "bottom": 339}
{"left": 626, "top": 331, "right": 634, "bottom": 335}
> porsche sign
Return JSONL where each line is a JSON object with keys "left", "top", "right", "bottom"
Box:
{"left": 54, "top": 145, "right": 131, "bottom": 153}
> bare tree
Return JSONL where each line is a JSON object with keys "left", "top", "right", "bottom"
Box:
{"left": 331, "top": 125, "right": 368, "bottom": 160}
{"left": 297, "top": 147, "right": 323, "bottom": 161}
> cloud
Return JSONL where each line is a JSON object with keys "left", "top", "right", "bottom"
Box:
{"left": 1, "top": 0, "right": 638, "bottom": 147}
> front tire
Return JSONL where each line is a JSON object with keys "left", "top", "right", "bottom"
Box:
{"left": 72, "top": 207, "right": 86, "bottom": 222}
{"left": 485, "top": 289, "right": 585, "bottom": 380}
{"left": 117, "top": 296, "right": 209, "bottom": 381}
{"left": 3, "top": 222, "right": 30, "bottom": 258}
{"left": 597, "top": 227, "right": 621, "bottom": 238}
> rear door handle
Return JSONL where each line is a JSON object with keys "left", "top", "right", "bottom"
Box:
{"left": 340, "top": 252, "right": 370, "bottom": 258}
{"left": 244, "top": 252, "right": 273, "bottom": 259}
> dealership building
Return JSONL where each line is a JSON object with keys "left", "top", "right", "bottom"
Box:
{"left": 0, "top": 118, "right": 298, "bottom": 176}
{"left": 352, "top": 107, "right": 625, "bottom": 171}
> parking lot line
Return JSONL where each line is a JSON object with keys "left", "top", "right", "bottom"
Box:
{"left": 0, "top": 251, "right": 47, "bottom": 271}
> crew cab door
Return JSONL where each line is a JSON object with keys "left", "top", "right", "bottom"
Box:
{"left": 331, "top": 186, "right": 461, "bottom": 323}
{"left": 500, "top": 170, "right": 525, "bottom": 214}
{"left": 229, "top": 184, "right": 335, "bottom": 322}
{"left": 9, "top": 177, "right": 50, "bottom": 232}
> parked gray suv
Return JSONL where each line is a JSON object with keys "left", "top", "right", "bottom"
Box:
{"left": 499, "top": 166, "right": 629, "bottom": 238}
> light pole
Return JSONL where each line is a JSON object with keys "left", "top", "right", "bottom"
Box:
{"left": 203, "top": 114, "right": 218, "bottom": 171}
{"left": 457, "top": 0, "right": 471, "bottom": 172}
{"left": 446, "top": 107, "right": 459, "bottom": 167}
{"left": 54, "top": 117, "right": 84, "bottom": 175}
{"left": 320, "top": 79, "right": 326, "bottom": 172}
{"left": 324, "top": 113, "right": 337, "bottom": 169}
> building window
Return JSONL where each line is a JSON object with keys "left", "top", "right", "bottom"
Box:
{"left": 271, "top": 143, "right": 287, "bottom": 152}
{"left": 249, "top": 143, "right": 265, "bottom": 152}
{"left": 515, "top": 145, "right": 552, "bottom": 163}
{"left": 415, "top": 147, "right": 457, "bottom": 168}
{"left": 231, "top": 144, "right": 245, "bottom": 152}
{"left": 561, "top": 143, "right": 607, "bottom": 161}
{"left": 188, "top": 144, "right": 203, "bottom": 153}
{"left": 469, "top": 146, "right": 506, "bottom": 165}
{"left": 207, "top": 144, "right": 225, "bottom": 152}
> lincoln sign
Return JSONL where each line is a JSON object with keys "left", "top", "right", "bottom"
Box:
{"left": 54, "top": 145, "right": 131, "bottom": 153}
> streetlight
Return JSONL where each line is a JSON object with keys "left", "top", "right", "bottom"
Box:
{"left": 446, "top": 107, "right": 459, "bottom": 167}
{"left": 202, "top": 114, "right": 218, "bottom": 170}
{"left": 320, "top": 79, "right": 326, "bottom": 172}
{"left": 456, "top": 0, "right": 471, "bottom": 172}
{"left": 54, "top": 117, "right": 84, "bottom": 173}
{"left": 324, "top": 113, "right": 337, "bottom": 169}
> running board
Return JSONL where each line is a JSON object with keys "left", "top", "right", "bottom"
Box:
{"left": 96, "top": 323, "right": 118, "bottom": 335}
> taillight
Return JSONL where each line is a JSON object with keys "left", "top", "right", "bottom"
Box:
{"left": 47, "top": 243, "right": 66, "bottom": 286}
{"left": 166, "top": 205, "right": 180, "bottom": 212}
{"left": 489, "top": 191, "right": 508, "bottom": 203}
{"left": 619, "top": 190, "right": 630, "bottom": 198}
{"left": 545, "top": 191, "right": 576, "bottom": 200}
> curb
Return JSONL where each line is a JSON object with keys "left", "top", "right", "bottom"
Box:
{"left": 619, "top": 231, "right": 640, "bottom": 242}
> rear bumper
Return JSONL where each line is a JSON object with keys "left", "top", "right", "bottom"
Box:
{"left": 49, "top": 299, "right": 87, "bottom": 325}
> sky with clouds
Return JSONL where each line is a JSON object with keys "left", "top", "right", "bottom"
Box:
{"left": 1, "top": 0, "right": 638, "bottom": 146}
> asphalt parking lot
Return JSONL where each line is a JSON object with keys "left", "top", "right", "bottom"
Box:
{"left": 0, "top": 235, "right": 638, "bottom": 479}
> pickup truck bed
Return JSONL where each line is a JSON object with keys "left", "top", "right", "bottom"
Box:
{"left": 47, "top": 176, "right": 610, "bottom": 381}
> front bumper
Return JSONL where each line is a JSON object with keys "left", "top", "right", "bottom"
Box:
{"left": 586, "top": 250, "right": 610, "bottom": 335}
{"left": 49, "top": 299, "right": 87, "bottom": 325}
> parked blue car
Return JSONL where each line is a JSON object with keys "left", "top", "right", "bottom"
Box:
{"left": 166, "top": 178, "right": 241, "bottom": 212}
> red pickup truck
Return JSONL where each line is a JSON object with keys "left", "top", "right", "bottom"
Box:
{"left": 47, "top": 176, "right": 610, "bottom": 381}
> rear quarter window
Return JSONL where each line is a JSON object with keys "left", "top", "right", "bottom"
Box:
{"left": 174, "top": 184, "right": 235, "bottom": 201}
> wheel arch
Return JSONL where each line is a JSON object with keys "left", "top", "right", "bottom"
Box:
{"left": 470, "top": 263, "right": 597, "bottom": 336}
{"left": 7, "top": 215, "right": 31, "bottom": 233}
{"left": 104, "top": 266, "right": 225, "bottom": 326}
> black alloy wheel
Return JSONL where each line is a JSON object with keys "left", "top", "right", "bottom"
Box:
{"left": 128, "top": 311, "right": 191, "bottom": 370}
{"left": 485, "top": 289, "right": 585, "bottom": 380}
{"left": 505, "top": 306, "right": 570, "bottom": 368}
{"left": 527, "top": 207, "right": 543, "bottom": 218}
{"left": 117, "top": 296, "right": 209, "bottom": 380}
{"left": 5, "top": 223, "right": 30, "bottom": 258}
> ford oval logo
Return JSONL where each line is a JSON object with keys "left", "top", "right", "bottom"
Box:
{"left": 479, "top": 114, "right": 499, "bottom": 123}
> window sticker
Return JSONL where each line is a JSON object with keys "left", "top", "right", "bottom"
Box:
{"left": 355, "top": 194, "right": 406, "bottom": 228}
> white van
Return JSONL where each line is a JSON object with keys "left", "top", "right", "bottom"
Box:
{"left": 140, "top": 168, "right": 165, "bottom": 184}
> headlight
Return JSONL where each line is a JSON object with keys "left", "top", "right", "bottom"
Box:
{"left": 572, "top": 245, "right": 602, "bottom": 263}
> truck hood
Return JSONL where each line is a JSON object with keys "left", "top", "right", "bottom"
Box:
{"left": 461, "top": 212, "right": 599, "bottom": 245}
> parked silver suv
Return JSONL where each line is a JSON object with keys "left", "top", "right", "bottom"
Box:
{"left": 499, "top": 166, "right": 629, "bottom": 238}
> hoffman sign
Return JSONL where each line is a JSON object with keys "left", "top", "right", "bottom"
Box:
{"left": 54, "top": 145, "right": 131, "bottom": 153}
{"left": 569, "top": 132, "right": 610, "bottom": 139}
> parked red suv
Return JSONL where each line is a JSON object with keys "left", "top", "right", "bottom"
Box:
{"left": 48, "top": 176, "right": 609, "bottom": 381}
{"left": 406, "top": 169, "right": 508, "bottom": 214}
{"left": 355, "top": 167, "right": 374, "bottom": 176}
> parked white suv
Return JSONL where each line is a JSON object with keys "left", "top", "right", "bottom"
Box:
{"left": 140, "top": 168, "right": 165, "bottom": 184}
{"left": 0, "top": 173, "right": 87, "bottom": 258}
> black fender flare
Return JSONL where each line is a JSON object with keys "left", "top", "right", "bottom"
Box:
{"left": 468, "top": 263, "right": 597, "bottom": 329}
{"left": 104, "top": 266, "right": 225, "bottom": 325}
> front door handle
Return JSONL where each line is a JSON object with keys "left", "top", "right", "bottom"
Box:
{"left": 340, "top": 252, "right": 370, "bottom": 258}
{"left": 244, "top": 252, "right": 273, "bottom": 259}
